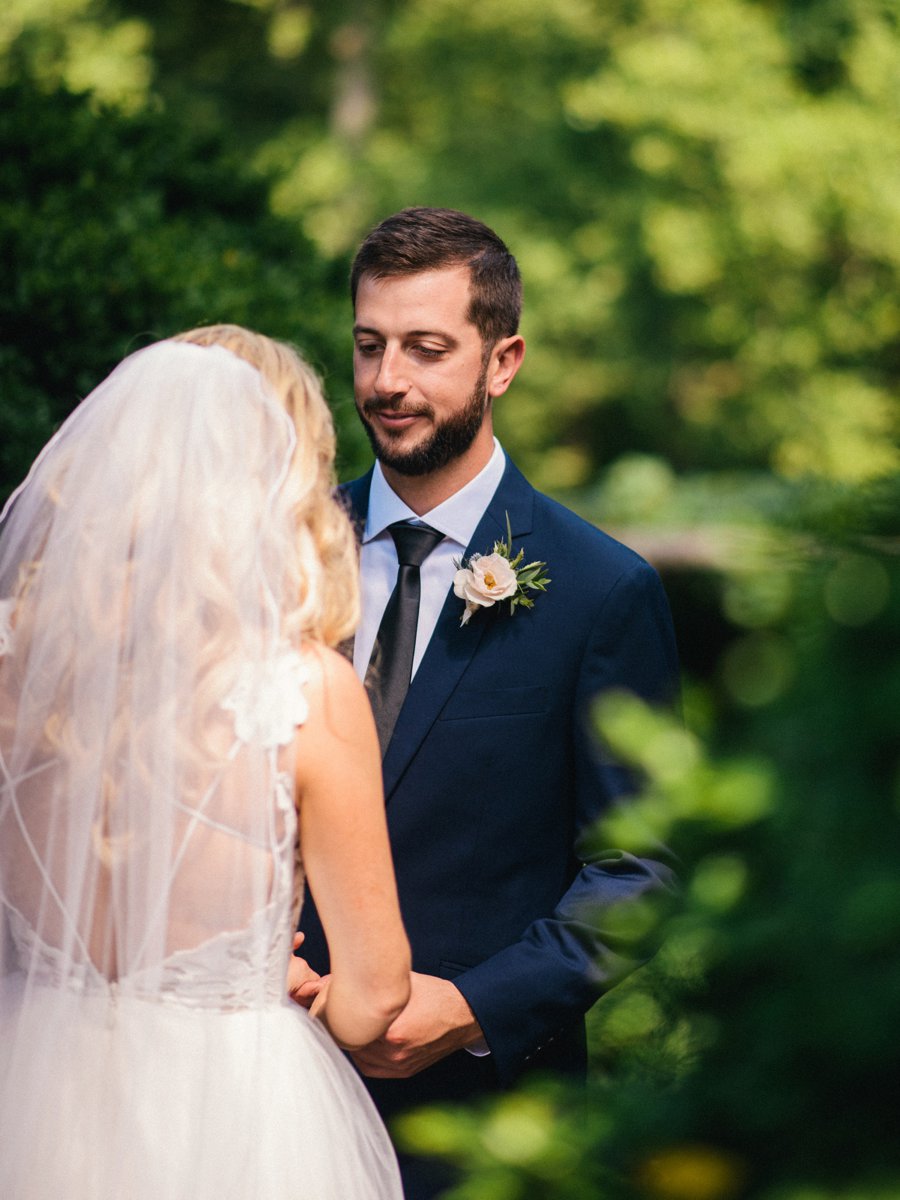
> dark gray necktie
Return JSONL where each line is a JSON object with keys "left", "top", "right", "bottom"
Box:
{"left": 366, "top": 521, "right": 444, "bottom": 755}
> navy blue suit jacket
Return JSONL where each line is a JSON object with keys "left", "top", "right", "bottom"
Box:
{"left": 298, "top": 456, "right": 679, "bottom": 1116}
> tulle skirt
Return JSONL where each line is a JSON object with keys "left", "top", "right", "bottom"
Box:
{"left": 0, "top": 976, "right": 402, "bottom": 1200}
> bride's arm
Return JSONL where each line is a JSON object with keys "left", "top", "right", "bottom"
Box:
{"left": 293, "top": 647, "right": 410, "bottom": 1049}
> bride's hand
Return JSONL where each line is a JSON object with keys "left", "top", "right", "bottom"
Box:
{"left": 307, "top": 975, "right": 331, "bottom": 1022}
{"left": 286, "top": 932, "right": 323, "bottom": 1008}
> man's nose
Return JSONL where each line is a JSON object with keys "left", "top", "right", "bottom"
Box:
{"left": 373, "top": 346, "right": 410, "bottom": 399}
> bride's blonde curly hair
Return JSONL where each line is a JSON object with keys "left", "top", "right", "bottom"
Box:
{"left": 174, "top": 324, "right": 359, "bottom": 650}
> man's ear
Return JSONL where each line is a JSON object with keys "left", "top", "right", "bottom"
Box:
{"left": 487, "top": 335, "right": 526, "bottom": 398}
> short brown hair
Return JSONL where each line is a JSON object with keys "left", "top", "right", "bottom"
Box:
{"left": 350, "top": 207, "right": 522, "bottom": 347}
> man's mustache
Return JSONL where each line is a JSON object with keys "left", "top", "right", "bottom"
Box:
{"left": 361, "top": 399, "right": 433, "bottom": 420}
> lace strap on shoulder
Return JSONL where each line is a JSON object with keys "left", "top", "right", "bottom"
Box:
{"left": 0, "top": 598, "right": 14, "bottom": 656}
{"left": 221, "top": 647, "right": 310, "bottom": 747}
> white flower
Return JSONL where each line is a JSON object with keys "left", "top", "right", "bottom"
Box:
{"left": 222, "top": 647, "right": 310, "bottom": 747}
{"left": 453, "top": 552, "right": 518, "bottom": 625}
{"left": 453, "top": 514, "right": 551, "bottom": 626}
{"left": 0, "top": 598, "right": 15, "bottom": 657}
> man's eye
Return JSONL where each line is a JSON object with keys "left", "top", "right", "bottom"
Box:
{"left": 356, "top": 342, "right": 382, "bottom": 356}
{"left": 413, "top": 345, "right": 444, "bottom": 359}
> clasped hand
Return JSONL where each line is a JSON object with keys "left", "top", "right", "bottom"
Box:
{"left": 287, "top": 938, "right": 484, "bottom": 1078}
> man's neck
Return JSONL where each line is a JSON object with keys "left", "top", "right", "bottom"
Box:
{"left": 379, "top": 430, "right": 495, "bottom": 516}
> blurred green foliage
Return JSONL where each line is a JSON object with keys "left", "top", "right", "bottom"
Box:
{"left": 0, "top": 79, "right": 363, "bottom": 500}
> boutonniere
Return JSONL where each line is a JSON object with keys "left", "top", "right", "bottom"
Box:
{"left": 453, "top": 514, "right": 550, "bottom": 626}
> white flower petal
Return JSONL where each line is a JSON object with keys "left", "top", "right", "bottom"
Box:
{"left": 222, "top": 647, "right": 310, "bottom": 747}
{"left": 453, "top": 568, "right": 473, "bottom": 599}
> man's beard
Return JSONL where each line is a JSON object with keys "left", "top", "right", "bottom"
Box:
{"left": 358, "top": 365, "right": 490, "bottom": 477}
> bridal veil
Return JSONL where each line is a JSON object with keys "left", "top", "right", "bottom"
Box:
{"left": 0, "top": 339, "right": 400, "bottom": 1198}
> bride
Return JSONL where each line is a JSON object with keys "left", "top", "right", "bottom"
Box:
{"left": 0, "top": 326, "right": 410, "bottom": 1198}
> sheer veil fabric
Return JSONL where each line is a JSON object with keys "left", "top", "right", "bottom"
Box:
{"left": 0, "top": 342, "right": 401, "bottom": 1198}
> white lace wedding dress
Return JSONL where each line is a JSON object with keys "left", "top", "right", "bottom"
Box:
{"left": 0, "top": 635, "right": 402, "bottom": 1200}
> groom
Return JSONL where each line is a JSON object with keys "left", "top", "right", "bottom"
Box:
{"left": 297, "top": 207, "right": 679, "bottom": 1197}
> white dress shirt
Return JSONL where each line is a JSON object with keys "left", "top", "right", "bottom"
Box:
{"left": 352, "top": 439, "right": 507, "bottom": 682}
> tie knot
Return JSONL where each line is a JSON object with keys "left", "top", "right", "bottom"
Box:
{"left": 389, "top": 521, "right": 443, "bottom": 568}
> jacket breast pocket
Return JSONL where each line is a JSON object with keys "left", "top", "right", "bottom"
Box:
{"left": 438, "top": 685, "right": 548, "bottom": 721}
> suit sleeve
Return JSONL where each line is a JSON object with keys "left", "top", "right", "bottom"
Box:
{"left": 453, "top": 559, "right": 680, "bottom": 1086}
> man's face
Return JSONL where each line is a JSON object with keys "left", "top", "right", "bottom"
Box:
{"left": 352, "top": 266, "right": 493, "bottom": 477}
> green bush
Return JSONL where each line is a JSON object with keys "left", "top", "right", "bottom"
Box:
{"left": 0, "top": 78, "right": 363, "bottom": 502}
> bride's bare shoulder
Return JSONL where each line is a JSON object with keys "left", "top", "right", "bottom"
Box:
{"left": 296, "top": 644, "right": 370, "bottom": 730}
{"left": 292, "top": 644, "right": 379, "bottom": 786}
{"left": 298, "top": 642, "right": 358, "bottom": 691}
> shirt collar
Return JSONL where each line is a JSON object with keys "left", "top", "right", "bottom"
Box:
{"left": 363, "top": 439, "right": 506, "bottom": 548}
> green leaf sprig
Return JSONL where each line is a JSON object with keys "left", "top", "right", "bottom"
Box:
{"left": 489, "top": 512, "right": 551, "bottom": 614}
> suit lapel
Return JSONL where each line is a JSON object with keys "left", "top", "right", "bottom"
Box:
{"left": 381, "top": 458, "right": 535, "bottom": 798}
{"left": 337, "top": 471, "right": 373, "bottom": 663}
{"left": 339, "top": 471, "right": 373, "bottom": 539}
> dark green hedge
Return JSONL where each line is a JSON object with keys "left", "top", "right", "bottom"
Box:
{"left": 0, "top": 79, "right": 364, "bottom": 501}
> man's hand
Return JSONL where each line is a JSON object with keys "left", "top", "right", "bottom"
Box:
{"left": 350, "top": 971, "right": 484, "bottom": 1079}
{"left": 286, "top": 933, "right": 324, "bottom": 1008}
